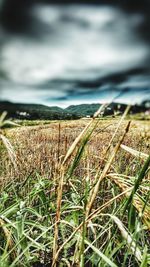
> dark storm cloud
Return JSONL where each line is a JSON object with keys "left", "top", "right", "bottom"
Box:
{"left": 74, "top": 67, "right": 150, "bottom": 89}
{"left": 0, "top": 1, "right": 150, "bottom": 105}
{"left": 1, "top": 0, "right": 150, "bottom": 39}
{"left": 33, "top": 67, "right": 150, "bottom": 93}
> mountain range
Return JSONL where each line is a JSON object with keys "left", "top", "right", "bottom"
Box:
{"left": 0, "top": 101, "right": 149, "bottom": 120}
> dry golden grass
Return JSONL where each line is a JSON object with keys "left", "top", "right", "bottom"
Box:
{"left": 0, "top": 118, "right": 149, "bottom": 187}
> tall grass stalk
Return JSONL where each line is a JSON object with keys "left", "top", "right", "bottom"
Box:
{"left": 52, "top": 104, "right": 108, "bottom": 266}
{"left": 86, "top": 121, "right": 131, "bottom": 217}
{"left": 63, "top": 103, "right": 108, "bottom": 165}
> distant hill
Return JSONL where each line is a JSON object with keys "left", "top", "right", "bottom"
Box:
{"left": 0, "top": 101, "right": 148, "bottom": 120}
{"left": 65, "top": 102, "right": 147, "bottom": 117}
{"left": 0, "top": 101, "right": 80, "bottom": 120}
{"left": 142, "top": 100, "right": 150, "bottom": 108}
{"left": 65, "top": 104, "right": 101, "bottom": 117}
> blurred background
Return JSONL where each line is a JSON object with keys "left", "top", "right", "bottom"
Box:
{"left": 0, "top": 0, "right": 150, "bottom": 107}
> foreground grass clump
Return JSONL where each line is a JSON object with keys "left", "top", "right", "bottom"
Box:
{"left": 0, "top": 108, "right": 150, "bottom": 267}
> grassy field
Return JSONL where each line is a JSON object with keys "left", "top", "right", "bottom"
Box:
{"left": 0, "top": 113, "right": 150, "bottom": 266}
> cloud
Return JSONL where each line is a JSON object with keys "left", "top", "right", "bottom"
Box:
{"left": 0, "top": 4, "right": 150, "bottom": 105}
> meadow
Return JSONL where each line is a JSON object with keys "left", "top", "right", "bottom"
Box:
{"left": 0, "top": 108, "right": 150, "bottom": 267}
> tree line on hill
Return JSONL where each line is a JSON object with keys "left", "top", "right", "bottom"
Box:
{"left": 0, "top": 101, "right": 149, "bottom": 120}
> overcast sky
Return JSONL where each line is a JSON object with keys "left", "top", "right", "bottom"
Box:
{"left": 0, "top": 2, "right": 150, "bottom": 106}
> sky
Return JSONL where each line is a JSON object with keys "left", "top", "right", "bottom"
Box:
{"left": 0, "top": 0, "right": 150, "bottom": 107}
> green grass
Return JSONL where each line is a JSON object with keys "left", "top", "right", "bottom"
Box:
{"left": 2, "top": 119, "right": 53, "bottom": 128}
